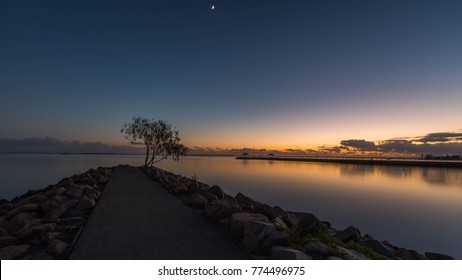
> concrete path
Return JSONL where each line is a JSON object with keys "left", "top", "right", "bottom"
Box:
{"left": 70, "top": 166, "right": 250, "bottom": 259}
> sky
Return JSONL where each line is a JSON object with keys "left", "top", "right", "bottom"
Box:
{"left": 1, "top": 0, "right": 461, "bottom": 155}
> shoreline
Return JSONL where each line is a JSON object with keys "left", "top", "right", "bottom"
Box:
{"left": 142, "top": 166, "right": 455, "bottom": 260}
{"left": 0, "top": 165, "right": 455, "bottom": 260}
{"left": 236, "top": 156, "right": 462, "bottom": 168}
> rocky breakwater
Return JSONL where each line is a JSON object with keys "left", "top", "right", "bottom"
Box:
{"left": 144, "top": 167, "right": 454, "bottom": 260}
{"left": 0, "top": 167, "right": 112, "bottom": 260}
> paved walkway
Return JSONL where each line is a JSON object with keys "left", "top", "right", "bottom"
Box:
{"left": 70, "top": 166, "right": 250, "bottom": 259}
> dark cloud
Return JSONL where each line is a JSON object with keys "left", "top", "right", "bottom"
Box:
{"left": 416, "top": 132, "right": 462, "bottom": 143}
{"left": 318, "top": 145, "right": 350, "bottom": 154}
{"left": 338, "top": 133, "right": 462, "bottom": 156}
{"left": 0, "top": 137, "right": 143, "bottom": 154}
{"left": 340, "top": 139, "right": 376, "bottom": 151}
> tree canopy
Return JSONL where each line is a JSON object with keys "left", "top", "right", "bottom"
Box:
{"left": 121, "top": 117, "right": 188, "bottom": 167}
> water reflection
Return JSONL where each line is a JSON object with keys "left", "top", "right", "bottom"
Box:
{"left": 336, "top": 163, "right": 462, "bottom": 186}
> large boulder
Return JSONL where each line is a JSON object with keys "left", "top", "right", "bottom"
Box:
{"left": 40, "top": 200, "right": 60, "bottom": 214}
{"left": 208, "top": 185, "right": 225, "bottom": 199}
{"left": 65, "top": 188, "right": 83, "bottom": 199}
{"left": 394, "top": 248, "right": 427, "bottom": 260}
{"left": 297, "top": 213, "right": 323, "bottom": 232}
{"left": 205, "top": 197, "right": 241, "bottom": 222}
{"left": 18, "top": 223, "right": 57, "bottom": 239}
{"left": 45, "top": 205, "right": 68, "bottom": 220}
{"left": 170, "top": 183, "right": 188, "bottom": 194}
{"left": 282, "top": 213, "right": 298, "bottom": 228}
{"left": 271, "top": 246, "right": 312, "bottom": 260}
{"left": 77, "top": 196, "right": 96, "bottom": 210}
{"left": 230, "top": 212, "right": 270, "bottom": 239}
{"left": 186, "top": 194, "right": 208, "bottom": 208}
{"left": 0, "top": 236, "right": 19, "bottom": 249}
{"left": 46, "top": 239, "right": 69, "bottom": 256}
{"left": 254, "top": 202, "right": 283, "bottom": 220}
{"left": 424, "top": 252, "right": 454, "bottom": 260}
{"left": 260, "top": 231, "right": 289, "bottom": 254}
{"left": 338, "top": 247, "right": 370, "bottom": 260}
{"left": 360, "top": 240, "right": 395, "bottom": 258}
{"left": 0, "top": 244, "right": 30, "bottom": 259}
{"left": 44, "top": 187, "right": 66, "bottom": 197}
{"left": 272, "top": 217, "right": 288, "bottom": 230}
{"left": 242, "top": 221, "right": 275, "bottom": 253}
{"left": 335, "top": 226, "right": 361, "bottom": 243}
{"left": 0, "top": 228, "right": 9, "bottom": 237}
{"left": 19, "top": 194, "right": 49, "bottom": 205}
{"left": 304, "top": 241, "right": 335, "bottom": 259}
{"left": 5, "top": 204, "right": 39, "bottom": 218}
{"left": 234, "top": 193, "right": 256, "bottom": 211}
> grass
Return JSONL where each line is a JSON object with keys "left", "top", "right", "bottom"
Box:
{"left": 283, "top": 225, "right": 388, "bottom": 260}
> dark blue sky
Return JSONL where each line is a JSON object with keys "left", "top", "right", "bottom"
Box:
{"left": 1, "top": 0, "right": 461, "bottom": 151}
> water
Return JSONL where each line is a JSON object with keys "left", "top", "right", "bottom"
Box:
{"left": 1, "top": 154, "right": 461, "bottom": 258}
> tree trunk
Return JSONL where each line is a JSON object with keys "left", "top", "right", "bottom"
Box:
{"left": 144, "top": 145, "right": 150, "bottom": 167}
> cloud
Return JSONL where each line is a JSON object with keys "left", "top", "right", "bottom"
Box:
{"left": 0, "top": 137, "right": 143, "bottom": 154}
{"left": 340, "top": 139, "right": 376, "bottom": 151}
{"left": 338, "top": 131, "right": 462, "bottom": 156}
{"left": 415, "top": 132, "right": 462, "bottom": 143}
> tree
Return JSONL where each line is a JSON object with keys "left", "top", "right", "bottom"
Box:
{"left": 121, "top": 117, "right": 188, "bottom": 167}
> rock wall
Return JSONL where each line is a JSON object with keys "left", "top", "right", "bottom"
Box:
{"left": 143, "top": 166, "right": 454, "bottom": 260}
{"left": 0, "top": 167, "right": 112, "bottom": 260}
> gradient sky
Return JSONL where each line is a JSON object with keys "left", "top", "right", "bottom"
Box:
{"left": 1, "top": 0, "right": 461, "bottom": 152}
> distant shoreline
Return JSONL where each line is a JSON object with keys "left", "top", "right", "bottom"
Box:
{"left": 236, "top": 156, "right": 462, "bottom": 168}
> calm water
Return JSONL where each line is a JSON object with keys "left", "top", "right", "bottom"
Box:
{"left": 1, "top": 154, "right": 462, "bottom": 258}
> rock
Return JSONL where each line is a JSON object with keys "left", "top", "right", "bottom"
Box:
{"left": 0, "top": 244, "right": 30, "bottom": 259}
{"left": 19, "top": 194, "right": 49, "bottom": 205}
{"left": 12, "top": 212, "right": 32, "bottom": 222}
{"left": 170, "top": 183, "right": 188, "bottom": 194}
{"left": 52, "top": 195, "right": 68, "bottom": 204}
{"left": 338, "top": 247, "right": 370, "bottom": 260}
{"left": 65, "top": 188, "right": 83, "bottom": 199}
{"left": 0, "top": 236, "right": 19, "bottom": 248}
{"left": 85, "top": 191, "right": 100, "bottom": 200}
{"left": 5, "top": 204, "right": 39, "bottom": 218}
{"left": 297, "top": 213, "right": 322, "bottom": 232}
{"left": 77, "top": 197, "right": 96, "bottom": 210}
{"left": 40, "top": 200, "right": 60, "bottom": 214}
{"left": 58, "top": 181, "right": 80, "bottom": 190}
{"left": 242, "top": 220, "right": 275, "bottom": 253}
{"left": 304, "top": 241, "right": 335, "bottom": 259}
{"left": 271, "top": 246, "right": 312, "bottom": 260}
{"left": 326, "top": 256, "right": 343, "bottom": 260}
{"left": 44, "top": 187, "right": 66, "bottom": 197}
{"left": 18, "top": 223, "right": 57, "bottom": 239}
{"left": 186, "top": 194, "right": 208, "bottom": 208}
{"left": 62, "top": 199, "right": 78, "bottom": 209}
{"left": 282, "top": 213, "right": 298, "bottom": 228}
{"left": 2, "top": 219, "right": 32, "bottom": 235}
{"left": 46, "top": 239, "right": 69, "bottom": 256}
{"left": 199, "top": 191, "right": 218, "bottom": 202}
{"left": 424, "top": 252, "right": 454, "bottom": 260}
{"left": 335, "top": 226, "right": 361, "bottom": 243}
{"left": 254, "top": 202, "right": 283, "bottom": 220}
{"left": 205, "top": 197, "right": 241, "bottom": 222}
{"left": 394, "top": 248, "right": 427, "bottom": 260}
{"left": 230, "top": 212, "right": 270, "bottom": 239}
{"left": 360, "top": 240, "right": 395, "bottom": 258}
{"left": 260, "top": 231, "right": 289, "bottom": 254}
{"left": 209, "top": 185, "right": 225, "bottom": 199}
{"left": 272, "top": 217, "right": 288, "bottom": 229}
{"left": 235, "top": 193, "right": 255, "bottom": 211}
{"left": 22, "top": 251, "right": 54, "bottom": 260}
{"left": 0, "top": 228, "right": 9, "bottom": 237}
{"left": 45, "top": 205, "right": 68, "bottom": 220}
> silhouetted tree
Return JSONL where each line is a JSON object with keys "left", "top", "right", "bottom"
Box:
{"left": 121, "top": 117, "right": 188, "bottom": 167}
